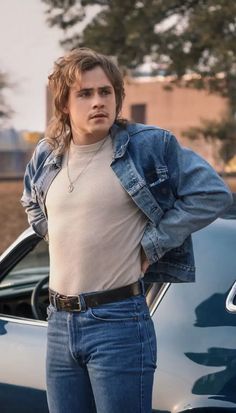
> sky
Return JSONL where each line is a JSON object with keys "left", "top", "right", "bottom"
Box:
{"left": 0, "top": 1, "right": 159, "bottom": 134}
{"left": 0, "top": 0, "right": 67, "bottom": 132}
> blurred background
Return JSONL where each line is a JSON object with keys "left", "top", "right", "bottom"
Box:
{"left": 0, "top": 0, "right": 236, "bottom": 252}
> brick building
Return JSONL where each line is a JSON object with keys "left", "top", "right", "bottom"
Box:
{"left": 121, "top": 77, "right": 227, "bottom": 170}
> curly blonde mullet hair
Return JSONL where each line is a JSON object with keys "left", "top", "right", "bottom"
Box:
{"left": 46, "top": 48, "right": 126, "bottom": 154}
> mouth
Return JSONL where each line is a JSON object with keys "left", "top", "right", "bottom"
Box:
{"left": 90, "top": 113, "right": 108, "bottom": 119}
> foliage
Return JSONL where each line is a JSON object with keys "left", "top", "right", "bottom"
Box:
{"left": 182, "top": 114, "right": 236, "bottom": 164}
{"left": 0, "top": 71, "right": 12, "bottom": 127}
{"left": 42, "top": 0, "right": 236, "bottom": 161}
{"left": 42, "top": 1, "right": 236, "bottom": 85}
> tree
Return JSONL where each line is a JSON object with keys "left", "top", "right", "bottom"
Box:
{"left": 0, "top": 71, "right": 12, "bottom": 127}
{"left": 42, "top": 0, "right": 236, "bottom": 163}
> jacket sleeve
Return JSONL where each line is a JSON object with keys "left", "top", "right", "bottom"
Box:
{"left": 154, "top": 133, "right": 233, "bottom": 259}
{"left": 20, "top": 142, "right": 49, "bottom": 240}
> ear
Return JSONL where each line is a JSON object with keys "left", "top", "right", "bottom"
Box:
{"left": 63, "top": 106, "right": 69, "bottom": 114}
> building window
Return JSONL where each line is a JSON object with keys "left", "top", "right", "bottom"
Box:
{"left": 131, "top": 104, "right": 146, "bottom": 124}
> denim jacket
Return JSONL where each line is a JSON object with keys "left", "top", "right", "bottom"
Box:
{"left": 21, "top": 122, "right": 233, "bottom": 283}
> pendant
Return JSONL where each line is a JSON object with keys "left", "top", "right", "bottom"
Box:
{"left": 68, "top": 183, "right": 74, "bottom": 193}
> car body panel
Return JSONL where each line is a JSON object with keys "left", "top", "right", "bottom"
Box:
{"left": 152, "top": 219, "right": 236, "bottom": 412}
{"left": 0, "top": 318, "right": 48, "bottom": 412}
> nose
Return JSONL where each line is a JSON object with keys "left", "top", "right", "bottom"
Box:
{"left": 92, "top": 92, "right": 104, "bottom": 108}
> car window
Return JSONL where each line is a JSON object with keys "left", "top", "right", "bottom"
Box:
{"left": 0, "top": 239, "right": 49, "bottom": 289}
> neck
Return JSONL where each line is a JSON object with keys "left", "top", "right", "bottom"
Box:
{"left": 71, "top": 130, "right": 109, "bottom": 146}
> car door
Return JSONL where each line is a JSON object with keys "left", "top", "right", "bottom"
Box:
{"left": 0, "top": 230, "right": 49, "bottom": 413}
{"left": 151, "top": 218, "right": 236, "bottom": 412}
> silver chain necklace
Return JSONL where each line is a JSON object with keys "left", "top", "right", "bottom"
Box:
{"left": 66, "top": 136, "right": 108, "bottom": 193}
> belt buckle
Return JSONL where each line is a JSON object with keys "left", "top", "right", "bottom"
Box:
{"left": 73, "top": 295, "right": 82, "bottom": 312}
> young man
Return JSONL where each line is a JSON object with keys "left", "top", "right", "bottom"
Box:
{"left": 21, "top": 48, "right": 232, "bottom": 413}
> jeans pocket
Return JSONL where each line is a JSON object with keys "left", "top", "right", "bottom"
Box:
{"left": 89, "top": 300, "right": 137, "bottom": 322}
{"left": 144, "top": 314, "right": 157, "bottom": 365}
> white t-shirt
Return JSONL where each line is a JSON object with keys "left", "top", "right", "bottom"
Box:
{"left": 45, "top": 135, "right": 147, "bottom": 295}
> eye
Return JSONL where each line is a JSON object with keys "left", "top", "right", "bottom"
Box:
{"left": 77, "top": 90, "right": 92, "bottom": 98}
{"left": 100, "top": 89, "right": 112, "bottom": 96}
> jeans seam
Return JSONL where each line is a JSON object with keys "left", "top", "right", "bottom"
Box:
{"left": 67, "top": 313, "right": 78, "bottom": 362}
{"left": 141, "top": 339, "right": 144, "bottom": 413}
{"left": 138, "top": 318, "right": 144, "bottom": 413}
{"left": 144, "top": 317, "right": 156, "bottom": 364}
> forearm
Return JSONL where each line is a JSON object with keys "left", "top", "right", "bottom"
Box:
{"left": 155, "top": 193, "right": 231, "bottom": 259}
{"left": 153, "top": 133, "right": 233, "bottom": 260}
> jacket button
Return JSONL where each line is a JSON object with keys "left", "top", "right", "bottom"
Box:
{"left": 41, "top": 191, "right": 44, "bottom": 196}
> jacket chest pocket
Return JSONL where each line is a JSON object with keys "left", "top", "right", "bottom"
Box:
{"left": 145, "top": 167, "right": 174, "bottom": 210}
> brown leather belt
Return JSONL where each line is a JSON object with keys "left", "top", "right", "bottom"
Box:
{"left": 49, "top": 280, "right": 143, "bottom": 312}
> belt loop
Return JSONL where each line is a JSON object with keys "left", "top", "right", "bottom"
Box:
{"left": 139, "top": 278, "right": 145, "bottom": 295}
{"left": 78, "top": 294, "right": 86, "bottom": 312}
{"left": 50, "top": 290, "right": 59, "bottom": 309}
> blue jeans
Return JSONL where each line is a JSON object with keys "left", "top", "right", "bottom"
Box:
{"left": 46, "top": 293, "right": 157, "bottom": 413}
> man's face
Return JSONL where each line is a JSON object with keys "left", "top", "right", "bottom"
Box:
{"left": 65, "top": 66, "right": 117, "bottom": 144}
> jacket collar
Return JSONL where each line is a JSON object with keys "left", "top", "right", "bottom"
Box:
{"left": 44, "top": 122, "right": 130, "bottom": 168}
{"left": 110, "top": 123, "right": 130, "bottom": 160}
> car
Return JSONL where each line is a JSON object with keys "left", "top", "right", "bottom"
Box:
{"left": 0, "top": 196, "right": 236, "bottom": 413}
